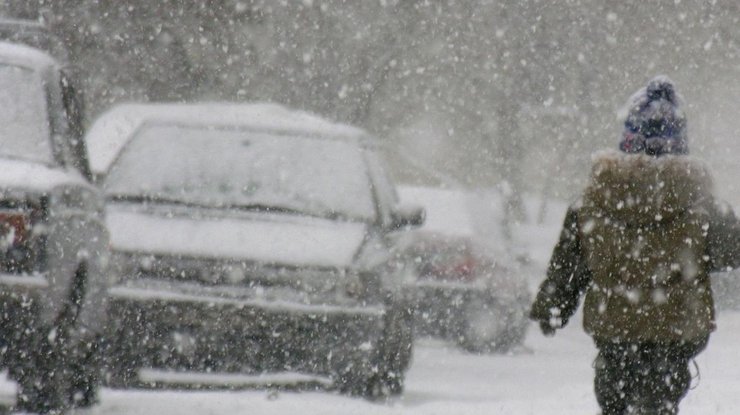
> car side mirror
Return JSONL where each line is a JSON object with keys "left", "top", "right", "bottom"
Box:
{"left": 390, "top": 204, "right": 425, "bottom": 230}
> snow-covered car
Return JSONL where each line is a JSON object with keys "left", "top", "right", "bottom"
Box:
{"left": 86, "top": 103, "right": 424, "bottom": 398}
{"left": 397, "top": 186, "right": 530, "bottom": 353}
{"left": 0, "top": 41, "right": 110, "bottom": 412}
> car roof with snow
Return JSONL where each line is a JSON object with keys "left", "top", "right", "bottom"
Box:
{"left": 0, "top": 40, "right": 57, "bottom": 70}
{"left": 86, "top": 102, "right": 371, "bottom": 174}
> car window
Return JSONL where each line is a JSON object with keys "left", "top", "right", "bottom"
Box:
{"left": 0, "top": 63, "right": 52, "bottom": 164}
{"left": 104, "top": 124, "right": 377, "bottom": 222}
{"left": 364, "top": 150, "right": 398, "bottom": 226}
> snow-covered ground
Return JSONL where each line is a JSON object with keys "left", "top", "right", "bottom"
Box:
{"left": 4, "top": 192, "right": 740, "bottom": 414}
{"left": 17, "top": 307, "right": 720, "bottom": 414}
{"left": 0, "top": 309, "right": 735, "bottom": 414}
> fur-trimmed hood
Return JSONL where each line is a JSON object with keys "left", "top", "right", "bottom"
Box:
{"left": 582, "top": 149, "right": 713, "bottom": 226}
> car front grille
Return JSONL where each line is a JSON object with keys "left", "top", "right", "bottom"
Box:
{"left": 117, "top": 252, "right": 345, "bottom": 294}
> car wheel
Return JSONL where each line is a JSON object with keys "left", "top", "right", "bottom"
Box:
{"left": 68, "top": 336, "right": 103, "bottom": 408}
{"left": 102, "top": 346, "right": 139, "bottom": 388}
{"left": 378, "top": 300, "right": 414, "bottom": 390}
{"left": 11, "top": 334, "right": 70, "bottom": 414}
{"left": 456, "top": 295, "right": 527, "bottom": 354}
{"left": 11, "top": 337, "right": 101, "bottom": 413}
{"left": 12, "top": 264, "right": 100, "bottom": 413}
{"left": 335, "top": 300, "right": 414, "bottom": 400}
{"left": 101, "top": 307, "right": 142, "bottom": 388}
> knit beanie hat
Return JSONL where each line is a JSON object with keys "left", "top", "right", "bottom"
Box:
{"left": 619, "top": 76, "right": 688, "bottom": 156}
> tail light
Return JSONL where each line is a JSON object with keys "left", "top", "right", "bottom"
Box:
{"left": 0, "top": 200, "right": 45, "bottom": 274}
{"left": 0, "top": 210, "right": 30, "bottom": 247}
{"left": 450, "top": 254, "right": 477, "bottom": 281}
{"left": 420, "top": 253, "right": 479, "bottom": 282}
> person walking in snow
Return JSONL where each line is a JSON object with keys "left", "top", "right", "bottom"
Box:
{"left": 529, "top": 76, "right": 740, "bottom": 415}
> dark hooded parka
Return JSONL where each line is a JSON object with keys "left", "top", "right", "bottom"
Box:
{"left": 530, "top": 75, "right": 740, "bottom": 415}
{"left": 531, "top": 100, "right": 740, "bottom": 343}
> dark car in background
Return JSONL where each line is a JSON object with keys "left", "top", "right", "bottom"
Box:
{"left": 86, "top": 103, "right": 424, "bottom": 398}
{"left": 0, "top": 40, "right": 110, "bottom": 413}
{"left": 397, "top": 186, "right": 530, "bottom": 353}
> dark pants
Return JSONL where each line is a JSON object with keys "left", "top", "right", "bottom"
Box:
{"left": 593, "top": 337, "right": 708, "bottom": 415}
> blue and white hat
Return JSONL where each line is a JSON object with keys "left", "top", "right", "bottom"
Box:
{"left": 619, "top": 75, "right": 688, "bottom": 156}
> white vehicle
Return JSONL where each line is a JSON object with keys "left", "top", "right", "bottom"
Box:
{"left": 0, "top": 40, "right": 109, "bottom": 413}
{"left": 86, "top": 103, "right": 424, "bottom": 398}
{"left": 397, "top": 186, "right": 530, "bottom": 353}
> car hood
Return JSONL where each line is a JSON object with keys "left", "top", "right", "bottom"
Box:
{"left": 106, "top": 205, "right": 368, "bottom": 269}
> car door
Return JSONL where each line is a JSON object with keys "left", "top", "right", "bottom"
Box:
{"left": 38, "top": 68, "right": 109, "bottom": 333}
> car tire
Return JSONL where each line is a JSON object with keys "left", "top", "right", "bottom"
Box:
{"left": 378, "top": 299, "right": 414, "bottom": 393}
{"left": 456, "top": 295, "right": 528, "bottom": 354}
{"left": 12, "top": 335, "right": 102, "bottom": 413}
{"left": 11, "top": 335, "right": 69, "bottom": 414}
{"left": 103, "top": 340, "right": 140, "bottom": 388}
{"left": 101, "top": 306, "right": 142, "bottom": 389}
{"left": 11, "top": 264, "right": 101, "bottom": 413}
{"left": 335, "top": 299, "right": 414, "bottom": 400}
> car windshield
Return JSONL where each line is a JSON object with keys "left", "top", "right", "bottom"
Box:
{"left": 0, "top": 63, "right": 52, "bottom": 163}
{"left": 104, "top": 124, "right": 377, "bottom": 222}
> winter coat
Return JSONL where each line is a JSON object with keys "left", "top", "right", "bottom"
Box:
{"left": 531, "top": 150, "right": 740, "bottom": 343}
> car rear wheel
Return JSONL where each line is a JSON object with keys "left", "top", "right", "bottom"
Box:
{"left": 11, "top": 264, "right": 101, "bottom": 413}
{"left": 456, "top": 296, "right": 527, "bottom": 354}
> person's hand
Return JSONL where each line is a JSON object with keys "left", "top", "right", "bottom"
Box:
{"left": 539, "top": 320, "right": 557, "bottom": 337}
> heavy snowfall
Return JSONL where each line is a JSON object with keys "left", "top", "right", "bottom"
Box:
{"left": 0, "top": 197, "right": 738, "bottom": 414}
{"left": 0, "top": 1, "right": 739, "bottom": 414}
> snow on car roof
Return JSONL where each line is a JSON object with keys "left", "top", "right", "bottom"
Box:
{"left": 0, "top": 158, "right": 90, "bottom": 192}
{"left": 86, "top": 102, "right": 369, "bottom": 174}
{"left": 0, "top": 40, "right": 57, "bottom": 70}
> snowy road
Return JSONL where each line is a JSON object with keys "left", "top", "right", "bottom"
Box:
{"left": 33, "top": 307, "right": 732, "bottom": 415}
{"left": 2, "top": 199, "right": 737, "bottom": 414}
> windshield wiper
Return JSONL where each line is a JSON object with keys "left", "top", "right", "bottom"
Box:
{"left": 106, "top": 193, "right": 194, "bottom": 207}
{"left": 107, "top": 194, "right": 356, "bottom": 221}
{"left": 228, "top": 202, "right": 354, "bottom": 222}
{"left": 109, "top": 194, "right": 307, "bottom": 215}
{"left": 226, "top": 203, "right": 307, "bottom": 216}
